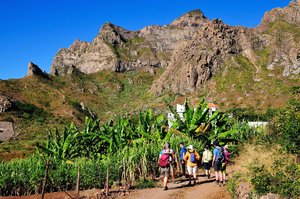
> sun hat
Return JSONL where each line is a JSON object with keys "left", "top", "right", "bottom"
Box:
{"left": 187, "top": 145, "right": 194, "bottom": 150}
{"left": 224, "top": 145, "right": 229, "bottom": 149}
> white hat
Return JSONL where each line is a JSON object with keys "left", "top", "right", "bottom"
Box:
{"left": 187, "top": 145, "right": 194, "bottom": 150}
{"left": 224, "top": 145, "right": 229, "bottom": 149}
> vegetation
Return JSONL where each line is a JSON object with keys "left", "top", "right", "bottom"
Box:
{"left": 227, "top": 99, "right": 300, "bottom": 198}
{"left": 0, "top": 102, "right": 207, "bottom": 196}
{"left": 0, "top": 70, "right": 164, "bottom": 154}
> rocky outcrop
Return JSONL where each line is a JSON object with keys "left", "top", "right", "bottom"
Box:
{"left": 27, "top": 62, "right": 49, "bottom": 79}
{"left": 0, "top": 93, "right": 14, "bottom": 113}
{"left": 50, "top": 2, "right": 300, "bottom": 94}
{"left": 151, "top": 1, "right": 300, "bottom": 94}
{"left": 151, "top": 19, "right": 264, "bottom": 94}
{"left": 50, "top": 10, "right": 206, "bottom": 75}
{"left": 258, "top": 0, "right": 300, "bottom": 31}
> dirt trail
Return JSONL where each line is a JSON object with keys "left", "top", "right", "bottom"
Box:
{"left": 0, "top": 173, "right": 232, "bottom": 199}
{"left": 120, "top": 174, "right": 231, "bottom": 199}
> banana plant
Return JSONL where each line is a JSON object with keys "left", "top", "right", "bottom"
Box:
{"left": 37, "top": 123, "right": 80, "bottom": 161}
{"left": 168, "top": 97, "right": 221, "bottom": 138}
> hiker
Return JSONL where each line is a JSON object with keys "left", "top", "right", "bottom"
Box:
{"left": 202, "top": 145, "right": 212, "bottom": 179}
{"left": 222, "top": 145, "right": 231, "bottom": 183}
{"left": 158, "top": 142, "right": 175, "bottom": 191}
{"left": 212, "top": 141, "right": 224, "bottom": 186}
{"left": 183, "top": 145, "right": 200, "bottom": 186}
{"left": 179, "top": 142, "right": 187, "bottom": 177}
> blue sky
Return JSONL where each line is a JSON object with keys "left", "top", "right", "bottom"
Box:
{"left": 0, "top": 0, "right": 291, "bottom": 79}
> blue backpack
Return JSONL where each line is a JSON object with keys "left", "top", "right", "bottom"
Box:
{"left": 190, "top": 152, "right": 197, "bottom": 163}
{"left": 217, "top": 147, "right": 225, "bottom": 163}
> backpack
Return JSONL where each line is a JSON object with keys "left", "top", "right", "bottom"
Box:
{"left": 159, "top": 153, "right": 170, "bottom": 168}
{"left": 224, "top": 150, "right": 231, "bottom": 162}
{"left": 217, "top": 147, "right": 225, "bottom": 163}
{"left": 190, "top": 152, "right": 197, "bottom": 163}
{"left": 204, "top": 150, "right": 212, "bottom": 162}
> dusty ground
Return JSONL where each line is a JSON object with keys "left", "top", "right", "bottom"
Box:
{"left": 120, "top": 174, "right": 231, "bottom": 199}
{"left": 0, "top": 171, "right": 231, "bottom": 199}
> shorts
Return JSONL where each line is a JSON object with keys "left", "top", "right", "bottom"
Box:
{"left": 203, "top": 162, "right": 211, "bottom": 170}
{"left": 187, "top": 165, "right": 197, "bottom": 175}
{"left": 214, "top": 161, "right": 222, "bottom": 172}
{"left": 160, "top": 167, "right": 170, "bottom": 177}
{"left": 221, "top": 163, "right": 226, "bottom": 173}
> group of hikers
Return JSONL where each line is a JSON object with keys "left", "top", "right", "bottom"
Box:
{"left": 158, "top": 141, "right": 230, "bottom": 191}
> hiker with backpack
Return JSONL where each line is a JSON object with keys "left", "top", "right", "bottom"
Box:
{"left": 212, "top": 141, "right": 224, "bottom": 186}
{"left": 222, "top": 145, "right": 231, "bottom": 184}
{"left": 183, "top": 145, "right": 200, "bottom": 186}
{"left": 158, "top": 142, "right": 175, "bottom": 191}
{"left": 202, "top": 145, "right": 212, "bottom": 179}
{"left": 179, "top": 142, "right": 187, "bottom": 177}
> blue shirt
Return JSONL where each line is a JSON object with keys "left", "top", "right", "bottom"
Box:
{"left": 213, "top": 146, "right": 221, "bottom": 159}
{"left": 179, "top": 147, "right": 187, "bottom": 161}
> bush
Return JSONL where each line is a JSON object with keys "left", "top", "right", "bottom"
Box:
{"left": 228, "top": 144, "right": 300, "bottom": 198}
{"left": 135, "top": 179, "right": 156, "bottom": 189}
{"left": 268, "top": 99, "right": 300, "bottom": 155}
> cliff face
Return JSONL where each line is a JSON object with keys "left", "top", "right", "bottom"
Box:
{"left": 51, "top": 10, "right": 205, "bottom": 75}
{"left": 50, "top": 3, "right": 300, "bottom": 94}
{"left": 151, "top": 1, "right": 300, "bottom": 94}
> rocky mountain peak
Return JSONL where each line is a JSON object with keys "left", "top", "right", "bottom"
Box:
{"left": 171, "top": 9, "right": 209, "bottom": 28}
{"left": 98, "top": 22, "right": 134, "bottom": 45}
{"left": 27, "top": 62, "right": 49, "bottom": 79}
{"left": 258, "top": 1, "right": 300, "bottom": 31}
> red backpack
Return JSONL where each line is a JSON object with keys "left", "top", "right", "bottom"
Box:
{"left": 159, "top": 153, "right": 170, "bottom": 168}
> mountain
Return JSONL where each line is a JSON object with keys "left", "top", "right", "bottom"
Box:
{"left": 51, "top": 10, "right": 206, "bottom": 75}
{"left": 0, "top": 2, "right": 299, "bottom": 154}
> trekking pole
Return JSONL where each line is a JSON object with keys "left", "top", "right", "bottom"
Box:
{"left": 174, "top": 154, "right": 181, "bottom": 174}
{"left": 170, "top": 164, "right": 175, "bottom": 183}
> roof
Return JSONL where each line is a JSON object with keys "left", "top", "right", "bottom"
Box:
{"left": 207, "top": 103, "right": 219, "bottom": 109}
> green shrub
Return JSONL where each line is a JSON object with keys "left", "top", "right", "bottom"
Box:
{"left": 268, "top": 99, "right": 300, "bottom": 155}
{"left": 135, "top": 179, "right": 156, "bottom": 189}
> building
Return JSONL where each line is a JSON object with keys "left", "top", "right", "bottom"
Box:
{"left": 167, "top": 104, "right": 186, "bottom": 128}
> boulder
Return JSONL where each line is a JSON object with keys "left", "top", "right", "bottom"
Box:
{"left": 0, "top": 93, "right": 14, "bottom": 113}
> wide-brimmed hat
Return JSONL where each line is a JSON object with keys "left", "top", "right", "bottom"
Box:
{"left": 187, "top": 145, "right": 194, "bottom": 150}
{"left": 224, "top": 145, "right": 229, "bottom": 149}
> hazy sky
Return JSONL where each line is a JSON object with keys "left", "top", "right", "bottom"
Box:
{"left": 0, "top": 0, "right": 291, "bottom": 79}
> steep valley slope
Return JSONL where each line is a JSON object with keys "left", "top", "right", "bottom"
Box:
{"left": 0, "top": 2, "right": 300, "bottom": 155}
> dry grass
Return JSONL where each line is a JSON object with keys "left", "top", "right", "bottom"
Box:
{"left": 233, "top": 144, "right": 298, "bottom": 181}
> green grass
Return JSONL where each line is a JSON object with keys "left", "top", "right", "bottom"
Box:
{"left": 268, "top": 20, "right": 300, "bottom": 41}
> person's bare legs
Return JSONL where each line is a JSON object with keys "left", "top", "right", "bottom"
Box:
{"left": 219, "top": 171, "right": 223, "bottom": 185}
{"left": 215, "top": 171, "right": 219, "bottom": 181}
{"left": 163, "top": 176, "right": 168, "bottom": 188}
{"left": 193, "top": 168, "right": 197, "bottom": 185}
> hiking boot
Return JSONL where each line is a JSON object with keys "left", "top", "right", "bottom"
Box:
{"left": 187, "top": 182, "right": 192, "bottom": 186}
{"left": 163, "top": 186, "right": 168, "bottom": 191}
{"left": 208, "top": 174, "right": 210, "bottom": 179}
{"left": 219, "top": 181, "right": 223, "bottom": 187}
{"left": 215, "top": 180, "right": 219, "bottom": 185}
{"left": 223, "top": 181, "right": 226, "bottom": 186}
{"left": 193, "top": 179, "right": 197, "bottom": 185}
